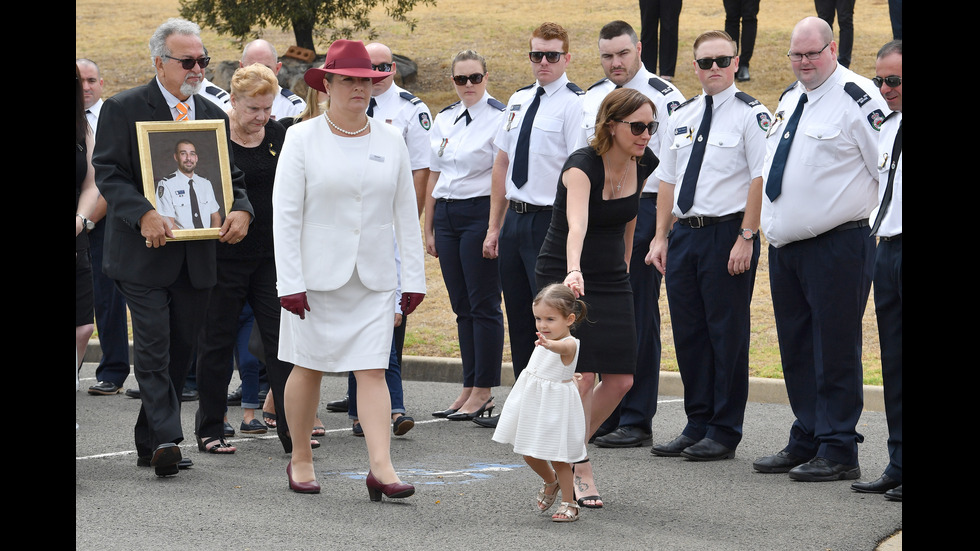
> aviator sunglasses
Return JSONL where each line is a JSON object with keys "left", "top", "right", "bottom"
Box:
{"left": 452, "top": 73, "right": 486, "bottom": 86}
{"left": 615, "top": 119, "right": 659, "bottom": 136}
{"left": 872, "top": 75, "right": 901, "bottom": 88}
{"left": 529, "top": 51, "right": 565, "bottom": 63}
{"left": 695, "top": 56, "right": 734, "bottom": 70}
{"left": 164, "top": 55, "right": 211, "bottom": 70}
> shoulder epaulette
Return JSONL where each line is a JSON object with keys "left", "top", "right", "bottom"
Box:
{"left": 588, "top": 78, "right": 609, "bottom": 90}
{"left": 843, "top": 81, "right": 872, "bottom": 107}
{"left": 734, "top": 91, "right": 761, "bottom": 107}
{"left": 647, "top": 77, "right": 673, "bottom": 94}
{"left": 778, "top": 83, "right": 797, "bottom": 101}
{"left": 440, "top": 100, "right": 461, "bottom": 114}
{"left": 517, "top": 83, "right": 535, "bottom": 92}
{"left": 280, "top": 88, "right": 302, "bottom": 105}
{"left": 674, "top": 95, "right": 699, "bottom": 111}
{"left": 566, "top": 82, "right": 585, "bottom": 95}
{"left": 883, "top": 110, "right": 900, "bottom": 123}
{"left": 487, "top": 97, "right": 505, "bottom": 111}
{"left": 205, "top": 86, "right": 229, "bottom": 101}
{"left": 399, "top": 91, "right": 422, "bottom": 105}
{"left": 162, "top": 171, "right": 177, "bottom": 181}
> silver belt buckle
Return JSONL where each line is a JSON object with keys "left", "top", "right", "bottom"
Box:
{"left": 689, "top": 215, "right": 705, "bottom": 228}
{"left": 512, "top": 201, "right": 527, "bottom": 214}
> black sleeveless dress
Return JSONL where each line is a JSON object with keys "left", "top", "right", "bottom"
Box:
{"left": 535, "top": 146, "right": 657, "bottom": 374}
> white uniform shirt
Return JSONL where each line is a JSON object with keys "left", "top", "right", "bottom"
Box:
{"left": 493, "top": 73, "right": 585, "bottom": 206}
{"left": 271, "top": 86, "right": 306, "bottom": 121}
{"left": 761, "top": 64, "right": 888, "bottom": 247}
{"left": 85, "top": 98, "right": 103, "bottom": 134}
{"left": 871, "top": 111, "right": 902, "bottom": 237}
{"left": 655, "top": 84, "right": 772, "bottom": 218}
{"left": 156, "top": 171, "right": 220, "bottom": 229}
{"left": 428, "top": 92, "right": 506, "bottom": 200}
{"left": 578, "top": 67, "right": 686, "bottom": 194}
{"left": 198, "top": 78, "right": 232, "bottom": 113}
{"left": 369, "top": 83, "right": 432, "bottom": 170}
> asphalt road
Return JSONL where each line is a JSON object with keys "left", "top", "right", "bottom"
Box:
{"left": 76, "top": 363, "right": 902, "bottom": 550}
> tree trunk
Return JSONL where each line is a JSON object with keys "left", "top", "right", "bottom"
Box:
{"left": 291, "top": 18, "right": 316, "bottom": 54}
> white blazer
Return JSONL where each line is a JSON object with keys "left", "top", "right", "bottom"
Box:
{"left": 273, "top": 116, "right": 425, "bottom": 297}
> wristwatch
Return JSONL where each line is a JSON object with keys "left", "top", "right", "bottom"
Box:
{"left": 77, "top": 213, "right": 95, "bottom": 231}
{"left": 740, "top": 228, "right": 758, "bottom": 241}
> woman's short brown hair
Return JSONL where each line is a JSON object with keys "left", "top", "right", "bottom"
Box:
{"left": 590, "top": 88, "right": 657, "bottom": 157}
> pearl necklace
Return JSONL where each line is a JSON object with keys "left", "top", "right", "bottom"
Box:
{"left": 324, "top": 112, "right": 369, "bottom": 136}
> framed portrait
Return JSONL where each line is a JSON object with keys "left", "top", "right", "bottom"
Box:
{"left": 136, "top": 119, "right": 233, "bottom": 241}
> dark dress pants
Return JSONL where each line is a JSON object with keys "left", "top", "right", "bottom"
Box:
{"left": 665, "top": 218, "right": 757, "bottom": 450}
{"left": 874, "top": 237, "right": 902, "bottom": 481}
{"left": 599, "top": 195, "right": 663, "bottom": 433}
{"left": 814, "top": 0, "right": 855, "bottom": 67}
{"left": 89, "top": 222, "right": 131, "bottom": 386}
{"left": 195, "top": 258, "right": 293, "bottom": 444}
{"left": 638, "top": 0, "right": 683, "bottom": 77}
{"left": 768, "top": 226, "right": 874, "bottom": 466}
{"left": 723, "top": 0, "right": 759, "bottom": 67}
{"left": 118, "top": 264, "right": 209, "bottom": 457}
{"left": 498, "top": 208, "right": 553, "bottom": 377}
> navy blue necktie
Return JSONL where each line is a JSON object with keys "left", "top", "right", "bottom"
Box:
{"left": 677, "top": 95, "right": 712, "bottom": 214}
{"left": 766, "top": 93, "right": 808, "bottom": 202}
{"left": 870, "top": 120, "right": 902, "bottom": 236}
{"left": 455, "top": 109, "right": 471, "bottom": 126}
{"left": 188, "top": 178, "right": 204, "bottom": 228}
{"left": 367, "top": 97, "right": 378, "bottom": 117}
{"left": 512, "top": 86, "right": 545, "bottom": 188}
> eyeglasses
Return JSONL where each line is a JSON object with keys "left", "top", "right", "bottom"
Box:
{"left": 872, "top": 75, "right": 902, "bottom": 88}
{"left": 695, "top": 56, "right": 734, "bottom": 70}
{"left": 452, "top": 73, "right": 486, "bottom": 86}
{"left": 529, "top": 51, "right": 565, "bottom": 63}
{"left": 164, "top": 55, "right": 210, "bottom": 70}
{"left": 372, "top": 63, "right": 393, "bottom": 72}
{"left": 787, "top": 43, "right": 830, "bottom": 62}
{"left": 615, "top": 119, "right": 659, "bottom": 136}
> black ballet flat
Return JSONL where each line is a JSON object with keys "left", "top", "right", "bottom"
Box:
{"left": 446, "top": 397, "right": 494, "bottom": 421}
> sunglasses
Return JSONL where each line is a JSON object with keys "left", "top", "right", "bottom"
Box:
{"left": 872, "top": 75, "right": 901, "bottom": 88}
{"left": 615, "top": 119, "right": 659, "bottom": 136}
{"left": 452, "top": 73, "right": 486, "bottom": 86}
{"left": 695, "top": 56, "right": 734, "bottom": 70}
{"left": 372, "top": 63, "right": 393, "bottom": 72}
{"left": 529, "top": 51, "right": 565, "bottom": 63}
{"left": 164, "top": 55, "right": 210, "bottom": 70}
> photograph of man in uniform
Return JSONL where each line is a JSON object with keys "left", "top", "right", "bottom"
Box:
{"left": 156, "top": 139, "right": 222, "bottom": 229}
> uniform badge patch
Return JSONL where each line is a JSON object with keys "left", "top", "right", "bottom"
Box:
{"left": 667, "top": 101, "right": 680, "bottom": 115}
{"left": 868, "top": 109, "right": 885, "bottom": 131}
{"left": 419, "top": 112, "right": 431, "bottom": 130}
{"left": 158, "top": 186, "right": 165, "bottom": 198}
{"left": 757, "top": 112, "right": 772, "bottom": 132}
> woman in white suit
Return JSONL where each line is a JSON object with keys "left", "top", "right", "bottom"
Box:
{"left": 273, "top": 40, "right": 426, "bottom": 498}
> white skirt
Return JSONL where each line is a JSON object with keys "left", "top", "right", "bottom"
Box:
{"left": 278, "top": 268, "right": 395, "bottom": 373}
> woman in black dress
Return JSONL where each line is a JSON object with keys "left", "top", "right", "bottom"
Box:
{"left": 535, "top": 88, "right": 659, "bottom": 508}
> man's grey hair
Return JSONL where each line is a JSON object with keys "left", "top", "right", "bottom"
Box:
{"left": 76, "top": 58, "right": 100, "bottom": 76}
{"left": 149, "top": 18, "right": 202, "bottom": 65}
{"left": 877, "top": 39, "right": 902, "bottom": 60}
{"left": 242, "top": 39, "right": 278, "bottom": 63}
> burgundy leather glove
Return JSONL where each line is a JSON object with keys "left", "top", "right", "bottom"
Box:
{"left": 399, "top": 292, "right": 425, "bottom": 316}
{"left": 280, "top": 292, "right": 311, "bottom": 320}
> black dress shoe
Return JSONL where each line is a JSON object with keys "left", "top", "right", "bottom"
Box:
{"left": 594, "top": 426, "right": 653, "bottom": 448}
{"left": 138, "top": 455, "right": 193, "bottom": 469}
{"left": 650, "top": 434, "right": 697, "bottom": 457}
{"left": 150, "top": 443, "right": 182, "bottom": 477}
{"left": 326, "top": 397, "right": 349, "bottom": 412}
{"left": 788, "top": 457, "right": 860, "bottom": 482}
{"left": 223, "top": 422, "right": 236, "bottom": 437}
{"left": 227, "top": 385, "right": 243, "bottom": 406}
{"left": 588, "top": 424, "right": 615, "bottom": 444}
{"left": 88, "top": 381, "right": 123, "bottom": 395}
{"left": 125, "top": 388, "right": 141, "bottom": 399}
{"left": 181, "top": 388, "right": 199, "bottom": 402}
{"left": 736, "top": 65, "right": 750, "bottom": 81}
{"left": 753, "top": 450, "right": 810, "bottom": 473}
{"left": 681, "top": 438, "right": 735, "bottom": 461}
{"left": 851, "top": 473, "right": 900, "bottom": 494}
{"left": 471, "top": 414, "right": 499, "bottom": 428}
{"left": 884, "top": 485, "right": 902, "bottom": 501}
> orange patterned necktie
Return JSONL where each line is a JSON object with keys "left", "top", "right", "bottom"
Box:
{"left": 176, "top": 101, "right": 189, "bottom": 122}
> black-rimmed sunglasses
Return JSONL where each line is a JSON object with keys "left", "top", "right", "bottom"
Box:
{"left": 164, "top": 55, "right": 210, "bottom": 70}
{"left": 695, "top": 56, "right": 734, "bottom": 70}
{"left": 372, "top": 63, "right": 393, "bottom": 72}
{"left": 529, "top": 51, "right": 565, "bottom": 63}
{"left": 452, "top": 73, "right": 486, "bottom": 86}
{"left": 872, "top": 75, "right": 901, "bottom": 88}
{"left": 616, "top": 119, "right": 659, "bottom": 136}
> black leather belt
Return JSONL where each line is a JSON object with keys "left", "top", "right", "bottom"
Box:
{"left": 832, "top": 219, "right": 870, "bottom": 232}
{"left": 879, "top": 233, "right": 901, "bottom": 242}
{"left": 676, "top": 212, "right": 742, "bottom": 228}
{"left": 509, "top": 200, "right": 552, "bottom": 214}
{"left": 436, "top": 196, "right": 489, "bottom": 204}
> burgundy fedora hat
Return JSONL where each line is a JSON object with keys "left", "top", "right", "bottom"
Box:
{"left": 304, "top": 40, "right": 392, "bottom": 92}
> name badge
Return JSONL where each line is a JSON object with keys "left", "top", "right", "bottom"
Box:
{"left": 369, "top": 154, "right": 385, "bottom": 163}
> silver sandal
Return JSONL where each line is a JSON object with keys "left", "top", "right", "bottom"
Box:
{"left": 552, "top": 501, "right": 581, "bottom": 522}
{"left": 537, "top": 474, "right": 560, "bottom": 511}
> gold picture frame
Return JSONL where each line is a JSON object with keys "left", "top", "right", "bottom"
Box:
{"left": 136, "top": 119, "right": 233, "bottom": 241}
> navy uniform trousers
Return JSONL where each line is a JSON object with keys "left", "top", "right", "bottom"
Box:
{"left": 768, "top": 226, "right": 874, "bottom": 466}
{"left": 874, "top": 236, "right": 902, "bottom": 482}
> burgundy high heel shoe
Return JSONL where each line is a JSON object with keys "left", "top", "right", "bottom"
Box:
{"left": 286, "top": 461, "right": 321, "bottom": 494}
{"left": 366, "top": 471, "right": 415, "bottom": 501}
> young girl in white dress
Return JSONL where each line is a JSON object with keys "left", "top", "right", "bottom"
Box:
{"left": 492, "top": 284, "right": 589, "bottom": 522}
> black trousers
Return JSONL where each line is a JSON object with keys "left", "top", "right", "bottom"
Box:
{"left": 638, "top": 0, "right": 683, "bottom": 77}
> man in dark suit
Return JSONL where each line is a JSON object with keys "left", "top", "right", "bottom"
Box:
{"left": 93, "top": 17, "right": 253, "bottom": 477}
